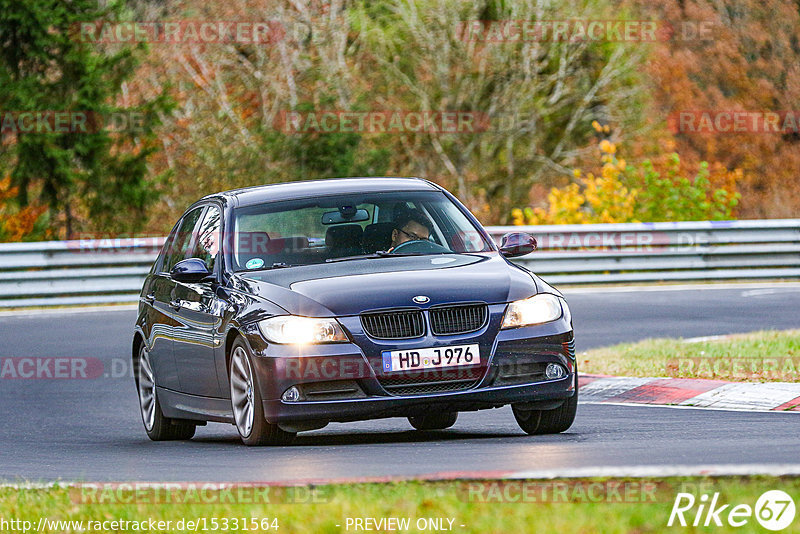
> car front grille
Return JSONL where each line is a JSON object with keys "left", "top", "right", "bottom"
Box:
{"left": 429, "top": 303, "right": 488, "bottom": 335}
{"left": 361, "top": 309, "right": 425, "bottom": 339}
{"left": 379, "top": 367, "right": 484, "bottom": 396}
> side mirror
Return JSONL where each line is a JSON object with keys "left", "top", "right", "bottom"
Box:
{"left": 171, "top": 258, "right": 214, "bottom": 283}
{"left": 499, "top": 232, "right": 537, "bottom": 258}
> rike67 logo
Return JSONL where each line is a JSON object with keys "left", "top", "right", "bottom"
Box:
{"left": 668, "top": 490, "right": 795, "bottom": 530}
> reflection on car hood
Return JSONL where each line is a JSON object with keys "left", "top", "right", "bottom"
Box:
{"left": 235, "top": 254, "right": 538, "bottom": 317}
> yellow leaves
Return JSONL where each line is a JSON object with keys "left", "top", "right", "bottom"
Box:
{"left": 511, "top": 133, "right": 636, "bottom": 225}
{"left": 0, "top": 175, "right": 19, "bottom": 202}
{"left": 511, "top": 125, "right": 742, "bottom": 226}
{"left": 599, "top": 139, "right": 616, "bottom": 154}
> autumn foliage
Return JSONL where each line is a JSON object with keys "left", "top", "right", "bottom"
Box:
{"left": 0, "top": 176, "right": 47, "bottom": 242}
{"left": 514, "top": 123, "right": 740, "bottom": 225}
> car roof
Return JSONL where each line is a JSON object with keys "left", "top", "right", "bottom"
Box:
{"left": 201, "top": 177, "right": 441, "bottom": 207}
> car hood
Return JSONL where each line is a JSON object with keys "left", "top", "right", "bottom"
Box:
{"left": 233, "top": 253, "right": 539, "bottom": 317}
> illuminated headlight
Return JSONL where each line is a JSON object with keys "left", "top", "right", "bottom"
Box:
{"left": 501, "top": 294, "right": 564, "bottom": 329}
{"left": 259, "top": 316, "right": 349, "bottom": 344}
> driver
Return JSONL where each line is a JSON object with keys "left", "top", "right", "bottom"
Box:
{"left": 388, "top": 209, "right": 433, "bottom": 252}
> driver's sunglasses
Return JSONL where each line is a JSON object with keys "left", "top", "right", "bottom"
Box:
{"left": 398, "top": 228, "right": 430, "bottom": 242}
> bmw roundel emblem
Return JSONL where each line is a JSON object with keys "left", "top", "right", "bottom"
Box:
{"left": 413, "top": 295, "right": 430, "bottom": 304}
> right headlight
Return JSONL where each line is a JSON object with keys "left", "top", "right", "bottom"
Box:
{"left": 501, "top": 293, "right": 564, "bottom": 329}
{"left": 258, "top": 315, "right": 349, "bottom": 344}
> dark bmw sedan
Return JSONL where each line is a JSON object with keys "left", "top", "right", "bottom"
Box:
{"left": 133, "top": 177, "right": 576, "bottom": 445}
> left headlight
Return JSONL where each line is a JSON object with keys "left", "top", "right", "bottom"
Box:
{"left": 258, "top": 316, "right": 349, "bottom": 344}
{"left": 501, "top": 293, "right": 564, "bottom": 329}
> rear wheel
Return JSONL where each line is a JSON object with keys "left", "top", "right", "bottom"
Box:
{"left": 408, "top": 412, "right": 458, "bottom": 430}
{"left": 512, "top": 384, "right": 578, "bottom": 435}
{"left": 137, "top": 345, "right": 196, "bottom": 441}
{"left": 229, "top": 338, "right": 295, "bottom": 446}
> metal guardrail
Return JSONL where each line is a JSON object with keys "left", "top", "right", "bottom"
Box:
{"left": 0, "top": 219, "right": 798, "bottom": 308}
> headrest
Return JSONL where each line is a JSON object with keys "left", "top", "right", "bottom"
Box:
{"left": 325, "top": 224, "right": 364, "bottom": 248}
{"left": 362, "top": 222, "right": 396, "bottom": 252}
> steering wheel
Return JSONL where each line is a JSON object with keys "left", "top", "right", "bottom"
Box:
{"left": 390, "top": 239, "right": 450, "bottom": 254}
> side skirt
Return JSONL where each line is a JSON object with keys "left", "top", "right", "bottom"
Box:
{"left": 157, "top": 387, "right": 234, "bottom": 424}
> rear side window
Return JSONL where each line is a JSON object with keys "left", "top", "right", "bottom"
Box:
{"left": 162, "top": 207, "right": 204, "bottom": 273}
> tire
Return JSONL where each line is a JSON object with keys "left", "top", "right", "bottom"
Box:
{"left": 408, "top": 412, "right": 458, "bottom": 430}
{"left": 137, "top": 344, "right": 196, "bottom": 441}
{"left": 512, "top": 382, "right": 578, "bottom": 435}
{"left": 229, "top": 338, "right": 296, "bottom": 446}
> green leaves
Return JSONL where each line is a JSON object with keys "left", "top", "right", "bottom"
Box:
{"left": 0, "top": 0, "right": 171, "bottom": 238}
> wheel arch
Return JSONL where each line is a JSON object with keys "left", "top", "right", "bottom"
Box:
{"left": 224, "top": 327, "right": 243, "bottom": 378}
{"left": 132, "top": 331, "right": 145, "bottom": 389}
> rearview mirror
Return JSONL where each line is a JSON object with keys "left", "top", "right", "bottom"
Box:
{"left": 499, "top": 232, "right": 537, "bottom": 258}
{"left": 321, "top": 208, "right": 370, "bottom": 225}
{"left": 171, "top": 258, "right": 214, "bottom": 283}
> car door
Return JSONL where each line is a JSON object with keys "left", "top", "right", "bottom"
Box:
{"left": 145, "top": 207, "right": 205, "bottom": 391}
{"left": 171, "top": 204, "right": 226, "bottom": 398}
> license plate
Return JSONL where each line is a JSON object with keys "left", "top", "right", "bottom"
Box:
{"left": 382, "top": 344, "right": 480, "bottom": 372}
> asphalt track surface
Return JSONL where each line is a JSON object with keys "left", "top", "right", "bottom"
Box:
{"left": 1, "top": 283, "right": 799, "bottom": 482}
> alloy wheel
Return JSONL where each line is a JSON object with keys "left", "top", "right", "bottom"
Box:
{"left": 230, "top": 346, "right": 255, "bottom": 437}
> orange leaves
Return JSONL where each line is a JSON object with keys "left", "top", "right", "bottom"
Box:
{"left": 0, "top": 175, "right": 47, "bottom": 242}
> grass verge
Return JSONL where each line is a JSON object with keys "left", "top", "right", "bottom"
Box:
{"left": 0, "top": 477, "right": 798, "bottom": 533}
{"left": 580, "top": 329, "right": 800, "bottom": 381}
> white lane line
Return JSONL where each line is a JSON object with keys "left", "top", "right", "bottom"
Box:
{"left": 0, "top": 304, "right": 138, "bottom": 318}
{"left": 562, "top": 282, "right": 800, "bottom": 294}
{"left": 507, "top": 464, "right": 800, "bottom": 479}
{"left": 679, "top": 382, "right": 800, "bottom": 410}
{"left": 681, "top": 335, "right": 729, "bottom": 343}
{"left": 580, "top": 400, "right": 800, "bottom": 413}
{"left": 7, "top": 464, "right": 800, "bottom": 486}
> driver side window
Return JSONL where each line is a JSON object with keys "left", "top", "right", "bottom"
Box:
{"left": 189, "top": 206, "right": 221, "bottom": 271}
{"left": 162, "top": 207, "right": 204, "bottom": 273}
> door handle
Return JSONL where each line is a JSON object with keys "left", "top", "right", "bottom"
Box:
{"left": 169, "top": 299, "right": 182, "bottom": 310}
{"left": 143, "top": 293, "right": 155, "bottom": 304}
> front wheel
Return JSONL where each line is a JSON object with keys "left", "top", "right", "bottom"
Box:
{"left": 512, "top": 384, "right": 578, "bottom": 435}
{"left": 229, "top": 338, "right": 296, "bottom": 446}
{"left": 137, "top": 345, "right": 196, "bottom": 441}
{"left": 408, "top": 412, "right": 458, "bottom": 430}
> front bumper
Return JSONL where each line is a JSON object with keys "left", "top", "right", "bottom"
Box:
{"left": 239, "top": 304, "right": 575, "bottom": 424}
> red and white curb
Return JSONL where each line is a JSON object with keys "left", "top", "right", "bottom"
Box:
{"left": 579, "top": 374, "right": 800, "bottom": 412}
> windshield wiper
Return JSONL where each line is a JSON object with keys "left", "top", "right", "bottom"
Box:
{"left": 325, "top": 252, "right": 393, "bottom": 263}
{"left": 325, "top": 251, "right": 454, "bottom": 263}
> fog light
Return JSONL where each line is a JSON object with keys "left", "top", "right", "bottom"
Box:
{"left": 282, "top": 386, "right": 301, "bottom": 402}
{"left": 545, "top": 363, "right": 567, "bottom": 380}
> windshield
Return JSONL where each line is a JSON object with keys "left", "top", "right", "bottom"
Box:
{"left": 230, "top": 190, "right": 492, "bottom": 270}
